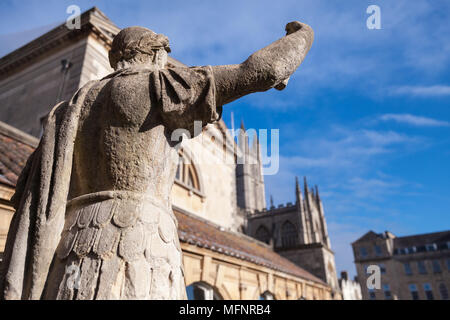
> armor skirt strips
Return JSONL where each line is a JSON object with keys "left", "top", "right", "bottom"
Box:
{"left": 43, "top": 191, "right": 186, "bottom": 300}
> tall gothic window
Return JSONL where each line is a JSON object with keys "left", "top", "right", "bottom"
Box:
{"left": 281, "top": 221, "right": 297, "bottom": 248}
{"left": 175, "top": 152, "right": 202, "bottom": 194}
{"left": 255, "top": 226, "right": 271, "bottom": 245}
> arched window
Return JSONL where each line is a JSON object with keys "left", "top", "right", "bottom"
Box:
{"left": 281, "top": 221, "right": 297, "bottom": 248}
{"left": 439, "top": 283, "right": 449, "bottom": 300}
{"left": 175, "top": 152, "right": 202, "bottom": 194}
{"left": 259, "top": 291, "right": 274, "bottom": 300}
{"left": 186, "top": 282, "right": 222, "bottom": 300}
{"left": 255, "top": 225, "right": 271, "bottom": 245}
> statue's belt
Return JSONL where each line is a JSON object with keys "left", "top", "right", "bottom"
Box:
{"left": 65, "top": 190, "right": 176, "bottom": 229}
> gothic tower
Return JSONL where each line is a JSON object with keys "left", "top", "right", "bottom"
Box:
{"left": 235, "top": 121, "right": 266, "bottom": 213}
{"left": 246, "top": 176, "right": 340, "bottom": 296}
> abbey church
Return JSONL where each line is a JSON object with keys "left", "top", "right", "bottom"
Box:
{"left": 0, "top": 7, "right": 340, "bottom": 299}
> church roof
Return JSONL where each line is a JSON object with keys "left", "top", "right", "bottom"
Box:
{"left": 0, "top": 120, "right": 326, "bottom": 286}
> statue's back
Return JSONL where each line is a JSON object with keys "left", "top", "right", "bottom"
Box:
{"left": 70, "top": 70, "right": 179, "bottom": 200}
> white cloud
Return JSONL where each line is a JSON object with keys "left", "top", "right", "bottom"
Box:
{"left": 343, "top": 176, "right": 403, "bottom": 200}
{"left": 391, "top": 85, "right": 450, "bottom": 96}
{"left": 279, "top": 127, "right": 421, "bottom": 172}
{"left": 380, "top": 113, "right": 450, "bottom": 127}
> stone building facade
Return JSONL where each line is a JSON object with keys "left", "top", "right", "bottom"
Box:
{"left": 0, "top": 8, "right": 120, "bottom": 137}
{"left": 246, "top": 177, "right": 340, "bottom": 296}
{"left": 352, "top": 230, "right": 450, "bottom": 300}
{"left": 0, "top": 7, "right": 336, "bottom": 299}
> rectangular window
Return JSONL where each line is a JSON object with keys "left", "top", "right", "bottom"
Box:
{"left": 409, "top": 284, "right": 419, "bottom": 300}
{"left": 446, "top": 259, "right": 450, "bottom": 271}
{"left": 374, "top": 245, "right": 382, "bottom": 256}
{"left": 360, "top": 247, "right": 368, "bottom": 258}
{"left": 404, "top": 263, "right": 412, "bottom": 275}
{"left": 426, "top": 244, "right": 437, "bottom": 251}
{"left": 417, "top": 261, "right": 427, "bottom": 274}
{"left": 423, "top": 283, "right": 434, "bottom": 300}
{"left": 383, "top": 284, "right": 392, "bottom": 300}
{"left": 432, "top": 260, "right": 442, "bottom": 273}
{"left": 379, "top": 263, "right": 386, "bottom": 274}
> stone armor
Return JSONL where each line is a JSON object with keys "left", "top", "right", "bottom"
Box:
{"left": 44, "top": 191, "right": 185, "bottom": 299}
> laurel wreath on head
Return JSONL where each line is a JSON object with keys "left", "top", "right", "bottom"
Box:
{"left": 110, "top": 32, "right": 171, "bottom": 68}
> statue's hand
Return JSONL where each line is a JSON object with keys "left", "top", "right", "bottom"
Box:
{"left": 285, "top": 21, "right": 303, "bottom": 35}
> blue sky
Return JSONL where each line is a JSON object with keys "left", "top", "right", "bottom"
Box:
{"left": 1, "top": 0, "right": 449, "bottom": 278}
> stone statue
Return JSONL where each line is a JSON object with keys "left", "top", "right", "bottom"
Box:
{"left": 0, "top": 21, "right": 313, "bottom": 300}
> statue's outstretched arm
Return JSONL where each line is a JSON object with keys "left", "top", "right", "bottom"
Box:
{"left": 212, "top": 21, "right": 314, "bottom": 106}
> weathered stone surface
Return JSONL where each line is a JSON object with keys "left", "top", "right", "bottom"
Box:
{"left": 0, "top": 22, "right": 313, "bottom": 300}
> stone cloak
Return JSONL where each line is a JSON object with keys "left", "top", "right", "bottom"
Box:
{"left": 0, "top": 80, "right": 97, "bottom": 300}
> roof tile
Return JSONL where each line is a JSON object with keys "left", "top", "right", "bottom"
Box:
{"left": 175, "top": 208, "right": 326, "bottom": 284}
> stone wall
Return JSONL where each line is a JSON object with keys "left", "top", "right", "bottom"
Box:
{"left": 182, "top": 242, "right": 331, "bottom": 300}
{"left": 278, "top": 244, "right": 340, "bottom": 295}
{"left": 171, "top": 123, "right": 242, "bottom": 232}
{"left": 0, "top": 39, "right": 89, "bottom": 137}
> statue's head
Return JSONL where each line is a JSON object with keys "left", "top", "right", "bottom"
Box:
{"left": 109, "top": 26, "right": 171, "bottom": 71}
